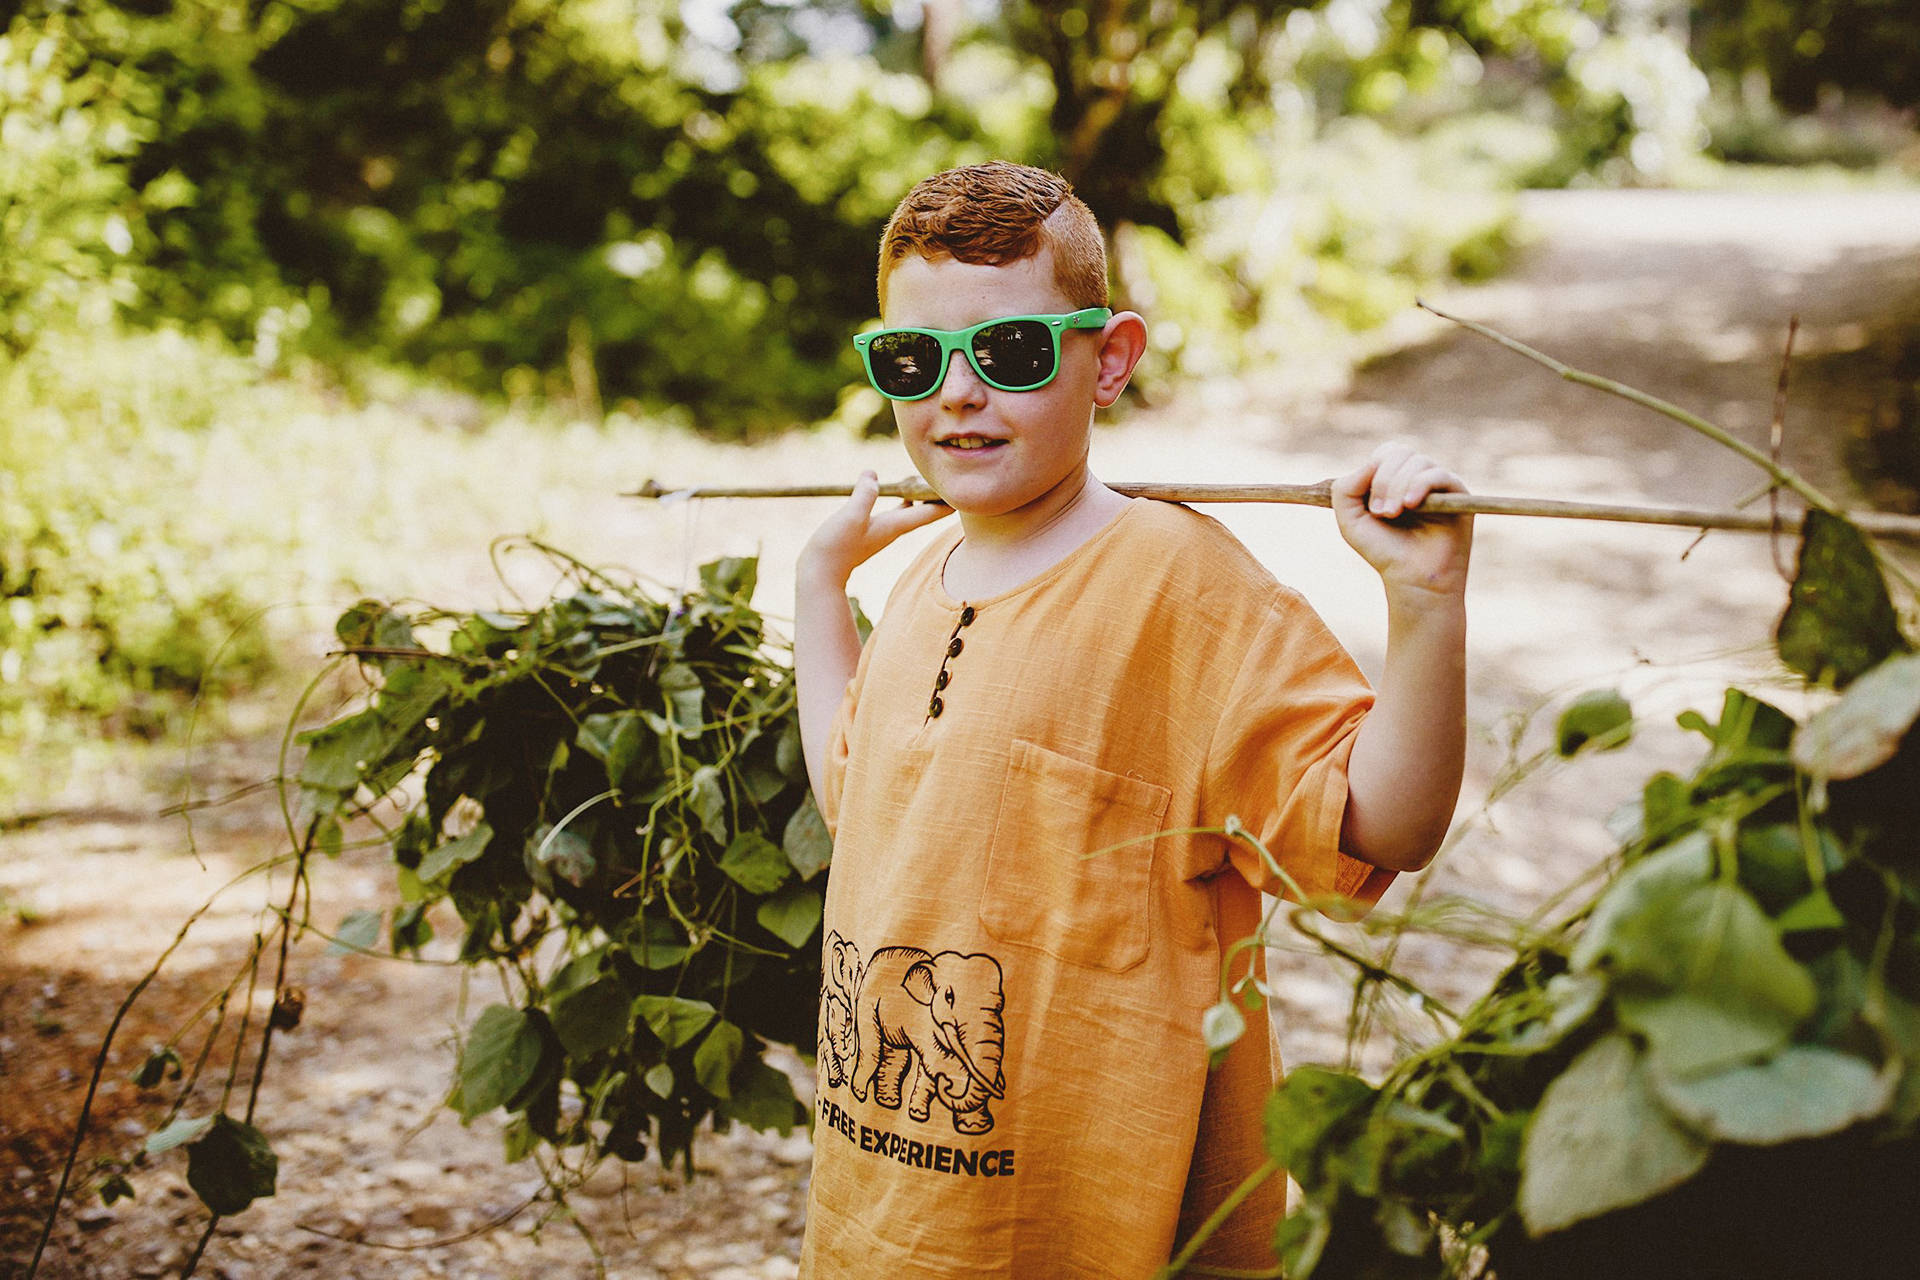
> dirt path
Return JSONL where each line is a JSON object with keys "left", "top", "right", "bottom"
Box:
{"left": 7, "top": 188, "right": 1920, "bottom": 1279}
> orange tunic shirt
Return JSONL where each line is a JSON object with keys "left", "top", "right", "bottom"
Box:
{"left": 803, "top": 499, "right": 1394, "bottom": 1278}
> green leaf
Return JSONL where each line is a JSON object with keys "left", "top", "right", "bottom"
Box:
{"left": 527, "top": 825, "right": 596, "bottom": 890}
{"left": 623, "top": 917, "right": 692, "bottom": 970}
{"left": 719, "top": 832, "right": 790, "bottom": 895}
{"left": 694, "top": 1020, "right": 746, "bottom": 1098}
{"left": 99, "top": 1173, "right": 135, "bottom": 1206}
{"left": 1569, "top": 833, "right": 1713, "bottom": 973}
{"left": 1639, "top": 771, "right": 1690, "bottom": 842}
{"left": 1777, "top": 509, "right": 1907, "bottom": 687}
{"left": 699, "top": 556, "right": 758, "bottom": 600}
{"left": 743, "top": 762, "right": 786, "bottom": 805}
{"left": 634, "top": 995, "right": 716, "bottom": 1050}
{"left": 502, "top": 1115, "right": 539, "bottom": 1164}
{"left": 644, "top": 1063, "right": 675, "bottom": 1098}
{"left": 718, "top": 1058, "right": 806, "bottom": 1133}
{"left": 550, "top": 977, "right": 632, "bottom": 1061}
{"left": 687, "top": 765, "right": 728, "bottom": 843}
{"left": 756, "top": 886, "right": 822, "bottom": 948}
{"left": 1649, "top": 1046, "right": 1892, "bottom": 1144}
{"left": 1510, "top": 972, "right": 1608, "bottom": 1053}
{"left": 456, "top": 1006, "right": 547, "bottom": 1119}
{"left": 390, "top": 902, "right": 434, "bottom": 955}
{"left": 1556, "top": 689, "right": 1633, "bottom": 755}
{"left": 659, "top": 663, "right": 705, "bottom": 736}
{"left": 185, "top": 1115, "right": 278, "bottom": 1216}
{"left": 1264, "top": 1067, "right": 1376, "bottom": 1179}
{"left": 1734, "top": 823, "right": 1815, "bottom": 910}
{"left": 605, "top": 713, "right": 647, "bottom": 786}
{"left": 1775, "top": 889, "right": 1845, "bottom": 934}
{"left": 1201, "top": 997, "right": 1247, "bottom": 1066}
{"left": 547, "top": 945, "right": 608, "bottom": 999}
{"left": 417, "top": 823, "right": 493, "bottom": 882}
{"left": 1791, "top": 651, "right": 1920, "bottom": 780}
{"left": 146, "top": 1114, "right": 214, "bottom": 1155}
{"left": 1519, "top": 1033, "right": 1711, "bottom": 1235}
{"left": 1607, "top": 880, "right": 1817, "bottom": 1078}
{"left": 335, "top": 600, "right": 414, "bottom": 652}
{"left": 775, "top": 722, "right": 805, "bottom": 780}
{"left": 783, "top": 794, "right": 832, "bottom": 881}
{"left": 575, "top": 713, "right": 626, "bottom": 763}
{"left": 327, "top": 908, "right": 383, "bottom": 956}
{"left": 296, "top": 712, "right": 384, "bottom": 792}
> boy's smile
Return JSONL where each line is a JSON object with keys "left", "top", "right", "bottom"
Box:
{"left": 882, "top": 249, "right": 1137, "bottom": 546}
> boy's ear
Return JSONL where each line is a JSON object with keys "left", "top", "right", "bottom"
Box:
{"left": 1093, "top": 311, "right": 1148, "bottom": 409}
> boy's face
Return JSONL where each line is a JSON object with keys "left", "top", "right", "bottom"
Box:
{"left": 880, "top": 248, "right": 1115, "bottom": 523}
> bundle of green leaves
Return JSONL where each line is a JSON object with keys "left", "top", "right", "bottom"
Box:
{"left": 297, "top": 554, "right": 827, "bottom": 1171}
{"left": 1258, "top": 511, "right": 1920, "bottom": 1280}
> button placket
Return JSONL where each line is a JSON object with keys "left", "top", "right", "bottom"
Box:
{"left": 926, "top": 604, "right": 976, "bottom": 720}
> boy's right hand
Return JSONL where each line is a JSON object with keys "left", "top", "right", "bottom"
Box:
{"left": 800, "top": 471, "right": 952, "bottom": 587}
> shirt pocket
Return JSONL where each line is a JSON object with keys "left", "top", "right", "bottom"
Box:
{"left": 979, "top": 739, "right": 1174, "bottom": 973}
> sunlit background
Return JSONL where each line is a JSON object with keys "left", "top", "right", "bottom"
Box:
{"left": 4, "top": 2, "right": 1919, "bottom": 1275}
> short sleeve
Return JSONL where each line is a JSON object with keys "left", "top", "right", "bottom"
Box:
{"left": 1198, "top": 590, "right": 1395, "bottom": 912}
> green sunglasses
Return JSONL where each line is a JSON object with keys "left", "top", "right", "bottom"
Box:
{"left": 853, "top": 307, "right": 1112, "bottom": 401}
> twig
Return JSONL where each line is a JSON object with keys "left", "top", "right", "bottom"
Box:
{"left": 1156, "top": 1158, "right": 1282, "bottom": 1279}
{"left": 1415, "top": 300, "right": 1839, "bottom": 515}
{"left": 294, "top": 1191, "right": 540, "bottom": 1250}
{"left": 26, "top": 894, "right": 227, "bottom": 1276}
{"left": 1768, "top": 317, "right": 1800, "bottom": 579}
{"left": 627, "top": 477, "right": 1920, "bottom": 544}
{"left": 181, "top": 1215, "right": 222, "bottom": 1278}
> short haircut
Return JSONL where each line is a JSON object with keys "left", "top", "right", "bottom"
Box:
{"left": 877, "top": 161, "right": 1109, "bottom": 313}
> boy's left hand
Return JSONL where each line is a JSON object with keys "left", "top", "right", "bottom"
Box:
{"left": 1332, "top": 442, "right": 1473, "bottom": 598}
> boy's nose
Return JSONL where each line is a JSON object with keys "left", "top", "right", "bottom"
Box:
{"left": 937, "top": 349, "right": 988, "bottom": 408}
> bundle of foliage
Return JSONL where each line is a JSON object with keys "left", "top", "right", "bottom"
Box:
{"left": 295, "top": 552, "right": 827, "bottom": 1174}
{"left": 1244, "top": 510, "right": 1920, "bottom": 1279}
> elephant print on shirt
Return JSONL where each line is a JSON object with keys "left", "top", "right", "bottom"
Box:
{"left": 818, "top": 931, "right": 862, "bottom": 1089}
{"left": 850, "top": 946, "right": 1007, "bottom": 1136}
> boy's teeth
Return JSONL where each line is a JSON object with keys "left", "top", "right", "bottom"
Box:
{"left": 942, "top": 436, "right": 1001, "bottom": 450}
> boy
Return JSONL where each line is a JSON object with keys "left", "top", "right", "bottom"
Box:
{"left": 794, "top": 162, "right": 1470, "bottom": 1277}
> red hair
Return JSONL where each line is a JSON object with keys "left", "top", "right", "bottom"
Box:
{"left": 877, "top": 162, "right": 1108, "bottom": 312}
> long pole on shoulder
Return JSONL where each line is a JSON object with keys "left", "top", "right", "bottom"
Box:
{"left": 625, "top": 478, "right": 1920, "bottom": 545}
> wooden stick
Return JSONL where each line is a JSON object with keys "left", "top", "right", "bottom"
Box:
{"left": 627, "top": 478, "right": 1920, "bottom": 544}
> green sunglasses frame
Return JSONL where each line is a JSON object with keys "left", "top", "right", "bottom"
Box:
{"left": 853, "top": 306, "right": 1113, "bottom": 401}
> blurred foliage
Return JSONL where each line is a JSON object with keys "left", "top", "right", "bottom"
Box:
{"left": 1693, "top": 0, "right": 1920, "bottom": 113}
{"left": 2, "top": 0, "right": 1786, "bottom": 434}
{"left": 0, "top": 326, "right": 275, "bottom": 769}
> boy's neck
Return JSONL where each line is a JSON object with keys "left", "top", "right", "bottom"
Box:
{"left": 944, "top": 468, "right": 1133, "bottom": 601}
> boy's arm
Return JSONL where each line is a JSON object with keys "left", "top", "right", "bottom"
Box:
{"left": 796, "top": 471, "right": 952, "bottom": 804}
{"left": 1331, "top": 443, "right": 1473, "bottom": 873}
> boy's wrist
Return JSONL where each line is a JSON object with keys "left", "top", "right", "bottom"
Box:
{"left": 1381, "top": 574, "right": 1468, "bottom": 620}
{"left": 797, "top": 550, "right": 855, "bottom": 597}
{"left": 1382, "top": 579, "right": 1466, "bottom": 633}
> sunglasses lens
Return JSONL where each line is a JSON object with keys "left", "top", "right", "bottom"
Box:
{"left": 971, "top": 320, "right": 1055, "bottom": 389}
{"left": 867, "top": 330, "right": 943, "bottom": 398}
